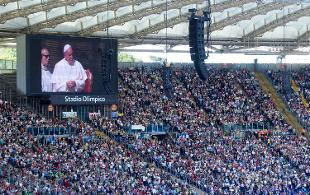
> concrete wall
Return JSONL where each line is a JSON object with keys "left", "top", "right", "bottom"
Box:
{"left": 16, "top": 35, "right": 27, "bottom": 95}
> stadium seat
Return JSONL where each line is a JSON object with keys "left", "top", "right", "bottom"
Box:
{"left": 84, "top": 69, "right": 93, "bottom": 93}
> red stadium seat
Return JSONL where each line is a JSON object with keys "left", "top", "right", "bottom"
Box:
{"left": 84, "top": 69, "right": 93, "bottom": 93}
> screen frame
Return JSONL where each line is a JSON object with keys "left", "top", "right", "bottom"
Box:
{"left": 25, "top": 34, "right": 118, "bottom": 105}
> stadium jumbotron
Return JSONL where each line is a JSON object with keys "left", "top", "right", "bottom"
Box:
{"left": 0, "top": 0, "right": 310, "bottom": 194}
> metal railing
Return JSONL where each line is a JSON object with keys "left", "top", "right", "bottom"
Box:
{"left": 124, "top": 124, "right": 171, "bottom": 135}
{"left": 0, "top": 59, "right": 16, "bottom": 70}
{"left": 27, "top": 126, "right": 79, "bottom": 136}
{"left": 224, "top": 122, "right": 274, "bottom": 132}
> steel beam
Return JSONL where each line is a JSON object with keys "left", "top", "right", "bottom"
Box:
{"left": 0, "top": 38, "right": 16, "bottom": 44}
{"left": 0, "top": 44, "right": 16, "bottom": 48}
{"left": 297, "top": 30, "right": 310, "bottom": 42}
{"left": 25, "top": 0, "right": 149, "bottom": 32}
{"left": 210, "top": 1, "right": 292, "bottom": 32}
{"left": 129, "top": 0, "right": 255, "bottom": 38}
{"left": 0, "top": 29, "right": 309, "bottom": 48}
{"left": 79, "top": 0, "right": 203, "bottom": 36}
{"left": 0, "top": 33, "right": 309, "bottom": 48}
{"left": 129, "top": 14, "right": 188, "bottom": 38}
{"left": 0, "top": 0, "right": 18, "bottom": 6}
{"left": 0, "top": 0, "right": 86, "bottom": 24}
{"left": 243, "top": 5, "right": 310, "bottom": 40}
{"left": 119, "top": 36, "right": 310, "bottom": 47}
{"left": 119, "top": 47, "right": 310, "bottom": 55}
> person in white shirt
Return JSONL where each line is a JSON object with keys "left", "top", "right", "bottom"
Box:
{"left": 41, "top": 48, "right": 53, "bottom": 92}
{"left": 51, "top": 44, "right": 87, "bottom": 92}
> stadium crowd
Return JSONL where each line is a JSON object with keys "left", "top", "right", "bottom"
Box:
{"left": 0, "top": 101, "right": 194, "bottom": 194}
{"left": 117, "top": 67, "right": 310, "bottom": 193}
{"left": 292, "top": 67, "right": 310, "bottom": 102}
{"left": 0, "top": 66, "right": 310, "bottom": 193}
{"left": 267, "top": 69, "right": 310, "bottom": 128}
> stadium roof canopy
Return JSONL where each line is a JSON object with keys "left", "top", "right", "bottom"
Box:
{"left": 0, "top": 0, "right": 310, "bottom": 54}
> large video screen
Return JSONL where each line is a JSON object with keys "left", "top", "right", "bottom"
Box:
{"left": 26, "top": 34, "right": 118, "bottom": 105}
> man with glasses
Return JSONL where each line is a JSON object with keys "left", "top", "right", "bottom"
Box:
{"left": 51, "top": 44, "right": 87, "bottom": 92}
{"left": 41, "top": 48, "right": 53, "bottom": 92}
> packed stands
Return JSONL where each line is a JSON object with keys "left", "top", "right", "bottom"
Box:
{"left": 116, "top": 66, "right": 310, "bottom": 193}
{"left": 1, "top": 65, "right": 310, "bottom": 193}
{"left": 267, "top": 69, "right": 310, "bottom": 129}
{"left": 0, "top": 102, "right": 195, "bottom": 194}
{"left": 292, "top": 67, "right": 310, "bottom": 102}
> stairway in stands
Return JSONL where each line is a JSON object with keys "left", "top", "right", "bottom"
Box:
{"left": 94, "top": 126, "right": 206, "bottom": 195}
{"left": 255, "top": 72, "right": 306, "bottom": 135}
{"left": 291, "top": 79, "right": 310, "bottom": 112}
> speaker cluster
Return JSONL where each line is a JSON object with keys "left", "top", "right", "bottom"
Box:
{"left": 188, "top": 8, "right": 211, "bottom": 81}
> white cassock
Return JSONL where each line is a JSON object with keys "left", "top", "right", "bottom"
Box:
{"left": 41, "top": 65, "right": 53, "bottom": 92}
{"left": 51, "top": 58, "right": 87, "bottom": 92}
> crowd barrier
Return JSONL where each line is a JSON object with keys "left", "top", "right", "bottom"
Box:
{"left": 124, "top": 124, "right": 170, "bottom": 135}
{"left": 27, "top": 126, "right": 79, "bottom": 136}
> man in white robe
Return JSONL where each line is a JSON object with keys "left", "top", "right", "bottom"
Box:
{"left": 41, "top": 48, "right": 53, "bottom": 92}
{"left": 51, "top": 44, "right": 87, "bottom": 92}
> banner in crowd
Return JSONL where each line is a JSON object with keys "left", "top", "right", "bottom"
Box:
{"left": 111, "top": 111, "right": 118, "bottom": 119}
{"left": 62, "top": 112, "right": 77, "bottom": 118}
{"left": 131, "top": 125, "right": 146, "bottom": 131}
{"left": 89, "top": 112, "right": 101, "bottom": 120}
